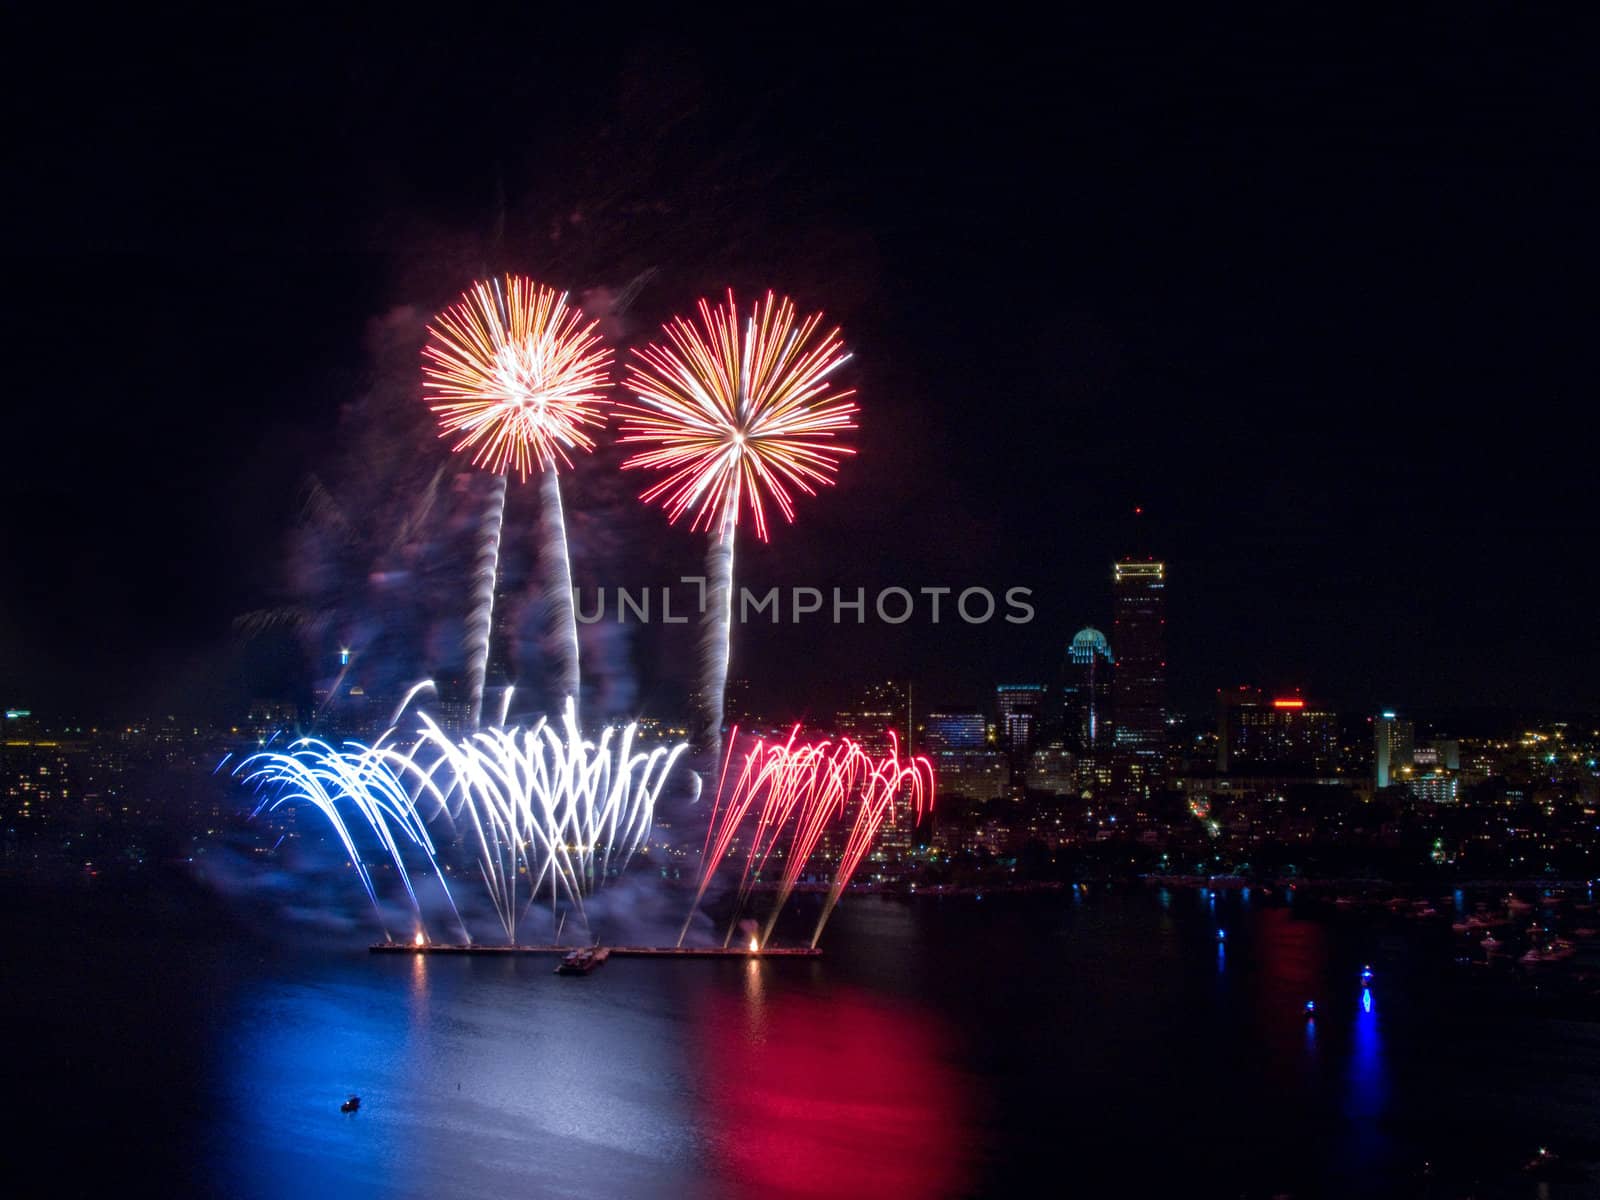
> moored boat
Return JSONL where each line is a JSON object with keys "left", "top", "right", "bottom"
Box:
{"left": 556, "top": 947, "right": 611, "bottom": 975}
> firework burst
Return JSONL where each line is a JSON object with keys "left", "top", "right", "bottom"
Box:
{"left": 422, "top": 276, "right": 613, "bottom": 481}
{"left": 423, "top": 276, "right": 611, "bottom": 722}
{"left": 618, "top": 289, "right": 857, "bottom": 543}
{"left": 619, "top": 290, "right": 856, "bottom": 752}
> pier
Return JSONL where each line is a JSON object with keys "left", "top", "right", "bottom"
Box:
{"left": 371, "top": 943, "right": 823, "bottom": 958}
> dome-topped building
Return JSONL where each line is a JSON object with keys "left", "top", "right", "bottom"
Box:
{"left": 1063, "top": 626, "right": 1113, "bottom": 751}
{"left": 1069, "top": 626, "right": 1113, "bottom": 665}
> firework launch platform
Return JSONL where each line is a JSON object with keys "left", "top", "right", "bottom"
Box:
{"left": 371, "top": 943, "right": 822, "bottom": 958}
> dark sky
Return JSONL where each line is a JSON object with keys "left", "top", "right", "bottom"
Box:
{"left": 1, "top": 8, "right": 1594, "bottom": 723}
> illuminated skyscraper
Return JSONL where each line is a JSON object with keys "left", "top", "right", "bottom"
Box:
{"left": 923, "top": 709, "right": 1006, "bottom": 802}
{"left": 1374, "top": 711, "right": 1414, "bottom": 788}
{"left": 1112, "top": 560, "right": 1166, "bottom": 778}
{"left": 922, "top": 711, "right": 987, "bottom": 752}
{"left": 836, "top": 680, "right": 911, "bottom": 756}
{"left": 995, "top": 684, "right": 1046, "bottom": 758}
{"left": 1062, "top": 626, "right": 1113, "bottom": 752}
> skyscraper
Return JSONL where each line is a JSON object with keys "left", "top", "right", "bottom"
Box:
{"left": 922, "top": 709, "right": 1007, "bottom": 802}
{"left": 922, "top": 711, "right": 987, "bottom": 752}
{"left": 1112, "top": 560, "right": 1166, "bottom": 780}
{"left": 1062, "top": 626, "right": 1113, "bottom": 752}
{"left": 995, "top": 684, "right": 1046, "bottom": 759}
{"left": 1374, "top": 711, "right": 1414, "bottom": 788}
{"left": 835, "top": 680, "right": 912, "bottom": 755}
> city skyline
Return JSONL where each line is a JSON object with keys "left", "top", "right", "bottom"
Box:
{"left": 1, "top": 542, "right": 1566, "bottom": 730}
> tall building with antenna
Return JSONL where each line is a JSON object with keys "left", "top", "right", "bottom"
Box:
{"left": 1112, "top": 560, "right": 1167, "bottom": 785}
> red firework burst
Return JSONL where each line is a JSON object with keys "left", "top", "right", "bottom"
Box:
{"left": 618, "top": 290, "right": 857, "bottom": 541}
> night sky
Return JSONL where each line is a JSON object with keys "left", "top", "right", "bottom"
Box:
{"left": 2, "top": 9, "right": 1594, "bottom": 723}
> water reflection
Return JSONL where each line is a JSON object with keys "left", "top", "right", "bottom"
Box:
{"left": 217, "top": 957, "right": 710, "bottom": 1198}
{"left": 696, "top": 985, "right": 971, "bottom": 1199}
{"left": 1347, "top": 986, "right": 1386, "bottom": 1113}
{"left": 1341, "top": 982, "right": 1391, "bottom": 1179}
{"left": 1251, "top": 907, "right": 1328, "bottom": 1082}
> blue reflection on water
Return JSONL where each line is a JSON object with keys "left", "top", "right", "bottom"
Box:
{"left": 211, "top": 958, "right": 710, "bottom": 1199}
{"left": 1350, "top": 988, "right": 1384, "bottom": 1104}
{"left": 1347, "top": 986, "right": 1388, "bottom": 1135}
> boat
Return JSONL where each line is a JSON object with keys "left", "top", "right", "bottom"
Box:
{"left": 341, "top": 1095, "right": 361, "bottom": 1113}
{"left": 1523, "top": 1146, "right": 1559, "bottom": 1174}
{"left": 1520, "top": 940, "right": 1576, "bottom": 966}
{"left": 556, "top": 947, "right": 611, "bottom": 976}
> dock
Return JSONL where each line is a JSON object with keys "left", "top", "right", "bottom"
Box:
{"left": 370, "top": 943, "right": 822, "bottom": 958}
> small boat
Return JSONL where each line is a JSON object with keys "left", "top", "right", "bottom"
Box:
{"left": 341, "top": 1095, "right": 361, "bottom": 1113}
{"left": 556, "top": 947, "right": 611, "bottom": 976}
{"left": 1520, "top": 940, "right": 1576, "bottom": 966}
{"left": 1523, "top": 1146, "right": 1558, "bottom": 1174}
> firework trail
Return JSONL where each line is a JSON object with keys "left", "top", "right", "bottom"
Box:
{"left": 699, "top": 507, "right": 736, "bottom": 752}
{"left": 239, "top": 701, "right": 686, "bottom": 945}
{"left": 464, "top": 471, "right": 508, "bottom": 728}
{"left": 760, "top": 745, "right": 858, "bottom": 947}
{"left": 677, "top": 727, "right": 760, "bottom": 945}
{"left": 677, "top": 729, "right": 933, "bottom": 949}
{"left": 620, "top": 290, "right": 857, "bottom": 759}
{"left": 811, "top": 734, "right": 934, "bottom": 948}
{"left": 385, "top": 699, "right": 687, "bottom": 944}
{"left": 423, "top": 276, "right": 612, "bottom": 723}
{"left": 391, "top": 679, "right": 439, "bottom": 728}
{"left": 721, "top": 733, "right": 830, "bottom": 946}
{"left": 539, "top": 466, "right": 581, "bottom": 705}
{"left": 236, "top": 737, "right": 467, "bottom": 943}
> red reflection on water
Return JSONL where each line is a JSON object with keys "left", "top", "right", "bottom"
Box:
{"left": 1251, "top": 907, "right": 1330, "bottom": 1082}
{"left": 696, "top": 973, "right": 970, "bottom": 1200}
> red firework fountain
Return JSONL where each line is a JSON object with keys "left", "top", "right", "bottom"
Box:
{"left": 812, "top": 734, "right": 934, "bottom": 947}
{"left": 677, "top": 728, "right": 935, "bottom": 949}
